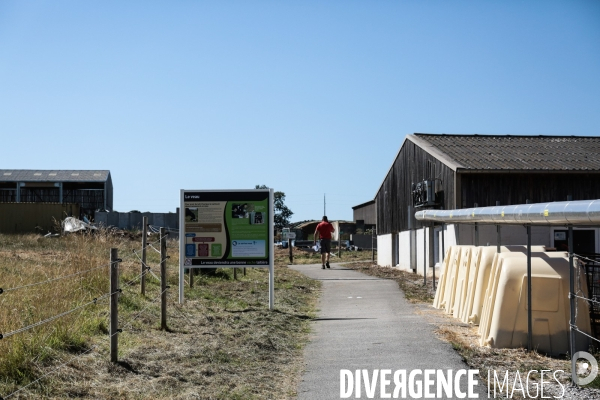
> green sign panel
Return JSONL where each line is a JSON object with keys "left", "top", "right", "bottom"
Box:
{"left": 180, "top": 190, "right": 272, "bottom": 267}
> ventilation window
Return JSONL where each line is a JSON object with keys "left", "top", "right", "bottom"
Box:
{"left": 49, "top": 173, "right": 57, "bottom": 176}
{"left": 71, "top": 173, "right": 79, "bottom": 176}
{"left": 3, "top": 172, "right": 11, "bottom": 176}
{"left": 34, "top": 173, "right": 42, "bottom": 176}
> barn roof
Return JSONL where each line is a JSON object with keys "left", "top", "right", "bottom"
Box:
{"left": 0, "top": 170, "right": 111, "bottom": 182}
{"left": 409, "top": 134, "right": 600, "bottom": 172}
{"left": 352, "top": 199, "right": 375, "bottom": 210}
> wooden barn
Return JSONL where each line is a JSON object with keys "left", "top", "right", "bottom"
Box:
{"left": 352, "top": 199, "right": 376, "bottom": 233}
{"left": 372, "top": 134, "right": 600, "bottom": 271}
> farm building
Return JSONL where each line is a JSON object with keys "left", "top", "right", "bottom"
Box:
{"left": 288, "top": 220, "right": 356, "bottom": 241}
{"left": 365, "top": 134, "right": 600, "bottom": 272}
{"left": 0, "top": 170, "right": 113, "bottom": 217}
{"left": 352, "top": 199, "right": 376, "bottom": 233}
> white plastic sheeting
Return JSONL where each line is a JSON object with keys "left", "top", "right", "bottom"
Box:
{"left": 415, "top": 199, "right": 600, "bottom": 225}
{"left": 62, "top": 217, "right": 97, "bottom": 233}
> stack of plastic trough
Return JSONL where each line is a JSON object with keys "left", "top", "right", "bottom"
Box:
{"left": 432, "top": 245, "right": 592, "bottom": 356}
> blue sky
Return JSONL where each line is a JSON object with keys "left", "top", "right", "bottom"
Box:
{"left": 1, "top": 1, "right": 599, "bottom": 222}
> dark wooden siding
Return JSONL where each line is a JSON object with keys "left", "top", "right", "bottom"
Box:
{"left": 353, "top": 202, "right": 376, "bottom": 225}
{"left": 460, "top": 173, "right": 600, "bottom": 207}
{"left": 376, "top": 140, "right": 456, "bottom": 235}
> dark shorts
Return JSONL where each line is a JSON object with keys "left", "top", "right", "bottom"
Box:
{"left": 320, "top": 239, "right": 331, "bottom": 254}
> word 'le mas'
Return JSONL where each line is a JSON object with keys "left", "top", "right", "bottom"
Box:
{"left": 340, "top": 369, "right": 567, "bottom": 399}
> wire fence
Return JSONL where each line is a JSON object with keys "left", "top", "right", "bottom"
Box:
{"left": 574, "top": 253, "right": 600, "bottom": 345}
{"left": 0, "top": 262, "right": 112, "bottom": 294}
{"left": 148, "top": 225, "right": 179, "bottom": 234}
{"left": 0, "top": 228, "right": 175, "bottom": 400}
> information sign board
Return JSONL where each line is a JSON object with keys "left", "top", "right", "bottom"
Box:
{"left": 282, "top": 232, "right": 296, "bottom": 240}
{"left": 179, "top": 189, "right": 274, "bottom": 308}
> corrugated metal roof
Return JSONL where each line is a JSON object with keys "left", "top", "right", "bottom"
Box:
{"left": 0, "top": 170, "right": 110, "bottom": 182}
{"left": 352, "top": 199, "right": 375, "bottom": 210}
{"left": 412, "top": 134, "right": 600, "bottom": 171}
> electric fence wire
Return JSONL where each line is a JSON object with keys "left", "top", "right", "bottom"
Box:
{"left": 572, "top": 293, "right": 600, "bottom": 307}
{"left": 573, "top": 253, "right": 600, "bottom": 265}
{"left": 1, "top": 286, "right": 167, "bottom": 399}
{"left": 168, "top": 291, "right": 200, "bottom": 329}
{"left": 0, "top": 236, "right": 173, "bottom": 399}
{"left": 148, "top": 244, "right": 161, "bottom": 255}
{"left": 570, "top": 323, "right": 600, "bottom": 345}
{"left": 120, "top": 266, "right": 155, "bottom": 290}
{"left": 0, "top": 233, "right": 165, "bottom": 295}
{"left": 1, "top": 343, "right": 101, "bottom": 400}
{"left": 1, "top": 278, "right": 168, "bottom": 399}
{"left": 570, "top": 256, "right": 600, "bottom": 347}
{"left": 148, "top": 225, "right": 178, "bottom": 233}
{"left": 0, "top": 234, "right": 172, "bottom": 398}
{"left": 0, "top": 291, "right": 115, "bottom": 340}
{"left": 108, "top": 287, "right": 169, "bottom": 340}
{"left": 137, "top": 232, "right": 169, "bottom": 251}
{"left": 130, "top": 250, "right": 168, "bottom": 283}
{"left": 0, "top": 262, "right": 112, "bottom": 294}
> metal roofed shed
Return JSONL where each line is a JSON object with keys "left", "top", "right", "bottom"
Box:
{"left": 0, "top": 169, "right": 113, "bottom": 220}
{"left": 374, "top": 133, "right": 600, "bottom": 273}
{"left": 408, "top": 134, "right": 600, "bottom": 172}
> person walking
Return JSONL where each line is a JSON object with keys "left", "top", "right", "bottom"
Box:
{"left": 314, "top": 216, "right": 335, "bottom": 269}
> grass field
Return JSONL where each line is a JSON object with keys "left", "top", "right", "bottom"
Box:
{"left": 0, "top": 232, "right": 322, "bottom": 399}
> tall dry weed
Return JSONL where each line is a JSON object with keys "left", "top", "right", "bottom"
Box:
{"left": 0, "top": 229, "right": 151, "bottom": 384}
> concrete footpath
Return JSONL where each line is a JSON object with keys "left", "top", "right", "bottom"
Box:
{"left": 289, "top": 262, "right": 487, "bottom": 400}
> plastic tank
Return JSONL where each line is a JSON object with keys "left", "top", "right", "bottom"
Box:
{"left": 433, "top": 246, "right": 454, "bottom": 309}
{"left": 453, "top": 247, "right": 474, "bottom": 318}
{"left": 480, "top": 256, "right": 591, "bottom": 356}
{"left": 478, "top": 252, "right": 568, "bottom": 338}
{"left": 443, "top": 246, "right": 474, "bottom": 314}
{"left": 461, "top": 247, "right": 495, "bottom": 324}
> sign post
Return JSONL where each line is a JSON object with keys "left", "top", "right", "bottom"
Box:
{"left": 282, "top": 231, "right": 296, "bottom": 264}
{"left": 179, "top": 189, "right": 275, "bottom": 310}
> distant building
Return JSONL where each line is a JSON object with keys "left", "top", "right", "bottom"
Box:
{"left": 352, "top": 199, "right": 376, "bottom": 233}
{"left": 0, "top": 170, "right": 113, "bottom": 217}
{"left": 288, "top": 220, "right": 356, "bottom": 241}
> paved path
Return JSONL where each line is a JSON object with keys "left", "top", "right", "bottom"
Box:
{"left": 289, "top": 262, "right": 486, "bottom": 400}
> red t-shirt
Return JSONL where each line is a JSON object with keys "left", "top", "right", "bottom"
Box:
{"left": 315, "top": 221, "right": 334, "bottom": 240}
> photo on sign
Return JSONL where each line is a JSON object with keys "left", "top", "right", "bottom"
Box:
{"left": 232, "top": 203, "right": 255, "bottom": 219}
{"left": 185, "top": 207, "right": 198, "bottom": 222}
{"left": 249, "top": 211, "right": 266, "bottom": 225}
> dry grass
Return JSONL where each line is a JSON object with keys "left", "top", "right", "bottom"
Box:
{"left": 0, "top": 232, "right": 320, "bottom": 399}
{"left": 278, "top": 246, "right": 375, "bottom": 265}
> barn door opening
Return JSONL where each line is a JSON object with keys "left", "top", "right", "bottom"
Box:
{"left": 553, "top": 229, "right": 596, "bottom": 254}
{"left": 392, "top": 232, "right": 399, "bottom": 266}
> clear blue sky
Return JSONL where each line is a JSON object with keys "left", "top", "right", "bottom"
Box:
{"left": 1, "top": 1, "right": 599, "bottom": 222}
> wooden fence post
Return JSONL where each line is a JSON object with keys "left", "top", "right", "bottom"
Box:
{"left": 288, "top": 239, "right": 293, "bottom": 264}
{"left": 160, "top": 227, "right": 167, "bottom": 331}
{"left": 110, "top": 248, "right": 119, "bottom": 363}
{"left": 141, "top": 216, "right": 148, "bottom": 295}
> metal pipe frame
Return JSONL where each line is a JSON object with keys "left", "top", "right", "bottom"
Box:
{"left": 415, "top": 199, "right": 600, "bottom": 226}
